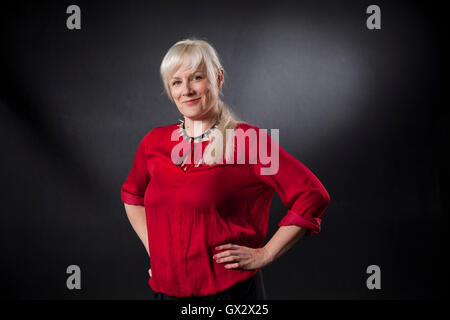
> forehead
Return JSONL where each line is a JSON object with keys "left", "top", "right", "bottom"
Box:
{"left": 171, "top": 60, "right": 206, "bottom": 78}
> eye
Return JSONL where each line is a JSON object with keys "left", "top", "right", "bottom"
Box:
{"left": 172, "top": 80, "right": 181, "bottom": 86}
{"left": 194, "top": 75, "right": 203, "bottom": 80}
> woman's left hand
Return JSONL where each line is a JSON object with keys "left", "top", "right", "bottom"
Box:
{"left": 213, "top": 243, "right": 272, "bottom": 270}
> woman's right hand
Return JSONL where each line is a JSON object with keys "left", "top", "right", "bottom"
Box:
{"left": 148, "top": 268, "right": 152, "bottom": 278}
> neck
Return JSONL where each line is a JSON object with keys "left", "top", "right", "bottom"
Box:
{"left": 183, "top": 104, "right": 220, "bottom": 137}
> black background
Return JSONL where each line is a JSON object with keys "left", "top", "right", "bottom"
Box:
{"left": 0, "top": 0, "right": 448, "bottom": 299}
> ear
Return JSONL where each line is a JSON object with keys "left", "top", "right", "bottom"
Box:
{"left": 217, "top": 69, "right": 224, "bottom": 89}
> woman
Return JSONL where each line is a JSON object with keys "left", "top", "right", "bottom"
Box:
{"left": 121, "top": 38, "right": 331, "bottom": 300}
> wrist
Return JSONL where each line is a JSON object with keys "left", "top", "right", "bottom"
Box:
{"left": 261, "top": 245, "right": 275, "bottom": 266}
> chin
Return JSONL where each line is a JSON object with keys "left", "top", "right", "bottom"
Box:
{"left": 182, "top": 109, "right": 202, "bottom": 118}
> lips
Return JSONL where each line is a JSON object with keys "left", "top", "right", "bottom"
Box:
{"left": 183, "top": 97, "right": 201, "bottom": 103}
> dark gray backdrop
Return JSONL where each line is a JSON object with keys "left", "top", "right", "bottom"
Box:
{"left": 0, "top": 0, "right": 447, "bottom": 299}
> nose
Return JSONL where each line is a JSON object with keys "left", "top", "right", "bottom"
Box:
{"left": 181, "top": 81, "right": 194, "bottom": 96}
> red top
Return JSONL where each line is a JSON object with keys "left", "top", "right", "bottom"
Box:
{"left": 121, "top": 122, "right": 330, "bottom": 297}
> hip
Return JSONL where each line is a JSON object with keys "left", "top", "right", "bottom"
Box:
{"left": 153, "top": 270, "right": 266, "bottom": 300}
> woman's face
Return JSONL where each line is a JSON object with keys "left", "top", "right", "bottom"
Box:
{"left": 170, "top": 62, "right": 215, "bottom": 120}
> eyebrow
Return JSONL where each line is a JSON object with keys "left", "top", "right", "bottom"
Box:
{"left": 171, "top": 71, "right": 204, "bottom": 80}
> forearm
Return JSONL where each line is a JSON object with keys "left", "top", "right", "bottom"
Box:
{"left": 262, "top": 225, "right": 308, "bottom": 265}
{"left": 124, "top": 203, "right": 150, "bottom": 256}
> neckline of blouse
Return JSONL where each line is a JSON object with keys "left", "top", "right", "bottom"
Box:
{"left": 177, "top": 118, "right": 219, "bottom": 143}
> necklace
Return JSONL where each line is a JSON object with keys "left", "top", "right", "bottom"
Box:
{"left": 177, "top": 118, "right": 219, "bottom": 143}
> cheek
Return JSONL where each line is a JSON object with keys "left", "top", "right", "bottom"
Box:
{"left": 201, "top": 85, "right": 211, "bottom": 98}
{"left": 198, "top": 82, "right": 210, "bottom": 94}
{"left": 205, "top": 87, "right": 214, "bottom": 101}
{"left": 171, "top": 89, "right": 181, "bottom": 101}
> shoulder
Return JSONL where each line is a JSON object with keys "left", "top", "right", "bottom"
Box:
{"left": 234, "top": 121, "right": 271, "bottom": 139}
{"left": 141, "top": 122, "right": 179, "bottom": 143}
{"left": 234, "top": 121, "right": 278, "bottom": 152}
{"left": 234, "top": 121, "right": 261, "bottom": 132}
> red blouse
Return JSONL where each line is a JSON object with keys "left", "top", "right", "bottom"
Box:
{"left": 121, "top": 122, "right": 330, "bottom": 297}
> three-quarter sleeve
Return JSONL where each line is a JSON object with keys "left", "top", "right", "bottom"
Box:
{"left": 250, "top": 128, "right": 330, "bottom": 236}
{"left": 121, "top": 131, "right": 152, "bottom": 206}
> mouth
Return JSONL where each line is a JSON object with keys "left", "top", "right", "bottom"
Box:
{"left": 183, "top": 97, "right": 201, "bottom": 105}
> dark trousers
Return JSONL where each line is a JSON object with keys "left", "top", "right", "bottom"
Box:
{"left": 153, "top": 270, "right": 266, "bottom": 300}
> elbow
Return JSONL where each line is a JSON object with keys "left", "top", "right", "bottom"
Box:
{"left": 320, "top": 188, "right": 331, "bottom": 212}
{"left": 312, "top": 187, "right": 330, "bottom": 214}
{"left": 121, "top": 189, "right": 145, "bottom": 206}
{"left": 322, "top": 189, "right": 331, "bottom": 207}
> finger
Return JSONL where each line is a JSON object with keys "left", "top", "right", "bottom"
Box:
{"left": 216, "top": 255, "right": 240, "bottom": 263}
{"left": 215, "top": 243, "right": 237, "bottom": 251}
{"left": 225, "top": 262, "right": 240, "bottom": 269}
{"left": 214, "top": 250, "right": 238, "bottom": 260}
{"left": 149, "top": 269, "right": 152, "bottom": 277}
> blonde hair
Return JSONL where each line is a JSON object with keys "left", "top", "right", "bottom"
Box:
{"left": 160, "top": 38, "right": 247, "bottom": 165}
